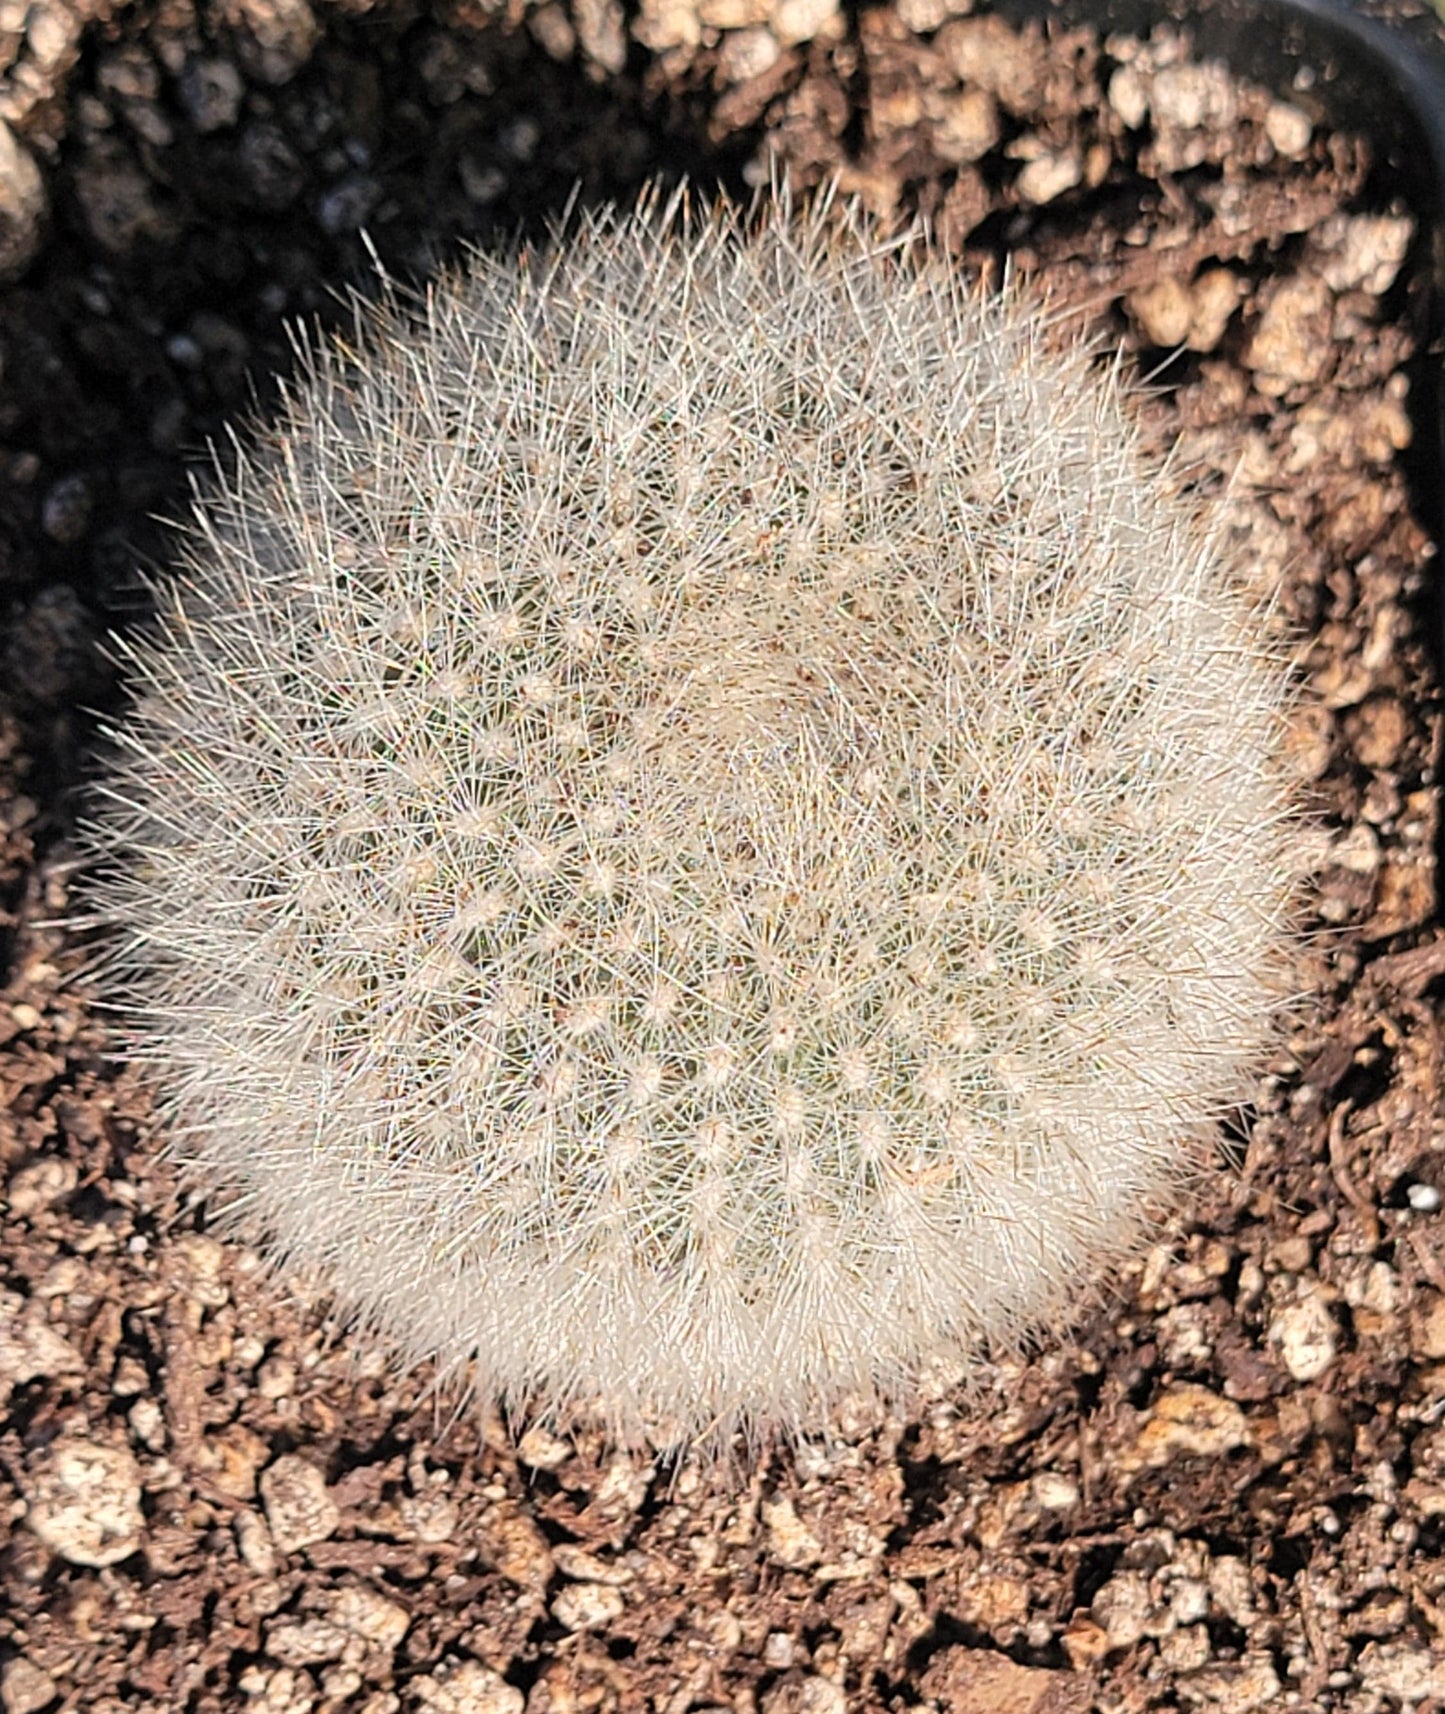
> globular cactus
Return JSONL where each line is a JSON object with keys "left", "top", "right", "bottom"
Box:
{"left": 87, "top": 188, "right": 1298, "bottom": 1442}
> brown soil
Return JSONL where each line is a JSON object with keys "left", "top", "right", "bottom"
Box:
{"left": 2, "top": 4, "right": 1445, "bottom": 1713}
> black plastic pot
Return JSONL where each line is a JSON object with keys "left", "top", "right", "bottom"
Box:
{"left": 1003, "top": 0, "right": 1445, "bottom": 661}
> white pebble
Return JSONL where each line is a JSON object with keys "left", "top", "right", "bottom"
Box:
{"left": 551, "top": 1583, "right": 625, "bottom": 1632}
{"left": 1270, "top": 1291, "right": 1338, "bottom": 1382}
{"left": 260, "top": 1453, "right": 340, "bottom": 1553}
{"left": 1015, "top": 148, "right": 1083, "bottom": 206}
{"left": 22, "top": 1437, "right": 144, "bottom": 1567}
{"left": 410, "top": 1660, "right": 524, "bottom": 1714}
{"left": 1264, "top": 101, "right": 1312, "bottom": 159}
{"left": 1108, "top": 64, "right": 1149, "bottom": 129}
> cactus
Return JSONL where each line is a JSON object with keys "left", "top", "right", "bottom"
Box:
{"left": 86, "top": 188, "right": 1298, "bottom": 1441}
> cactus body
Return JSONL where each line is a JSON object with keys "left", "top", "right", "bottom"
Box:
{"left": 89, "top": 193, "right": 1297, "bottom": 1439}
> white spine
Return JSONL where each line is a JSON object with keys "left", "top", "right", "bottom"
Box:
{"left": 86, "top": 190, "right": 1299, "bottom": 1441}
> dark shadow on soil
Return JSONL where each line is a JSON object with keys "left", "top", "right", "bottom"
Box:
{"left": 0, "top": 3, "right": 755, "bottom": 808}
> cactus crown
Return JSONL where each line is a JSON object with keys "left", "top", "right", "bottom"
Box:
{"left": 87, "top": 187, "right": 1297, "bottom": 1441}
